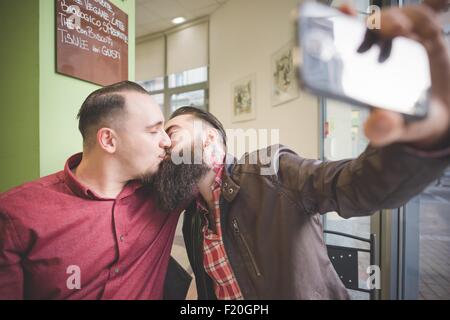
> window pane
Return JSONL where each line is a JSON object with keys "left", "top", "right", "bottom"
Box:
{"left": 137, "top": 77, "right": 164, "bottom": 92}
{"left": 168, "top": 66, "right": 207, "bottom": 88}
{"left": 151, "top": 93, "right": 164, "bottom": 109}
{"left": 170, "top": 90, "right": 205, "bottom": 113}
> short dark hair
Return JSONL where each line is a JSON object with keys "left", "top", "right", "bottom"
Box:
{"left": 77, "top": 81, "right": 149, "bottom": 148}
{"left": 170, "top": 106, "right": 227, "bottom": 147}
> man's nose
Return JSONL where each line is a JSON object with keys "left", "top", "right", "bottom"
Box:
{"left": 160, "top": 130, "right": 171, "bottom": 149}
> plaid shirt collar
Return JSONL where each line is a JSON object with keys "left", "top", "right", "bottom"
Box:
{"left": 196, "top": 164, "right": 224, "bottom": 212}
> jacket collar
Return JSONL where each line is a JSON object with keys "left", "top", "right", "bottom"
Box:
{"left": 221, "top": 153, "right": 240, "bottom": 202}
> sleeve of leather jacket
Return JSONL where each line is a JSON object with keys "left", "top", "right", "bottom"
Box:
{"left": 277, "top": 143, "right": 450, "bottom": 218}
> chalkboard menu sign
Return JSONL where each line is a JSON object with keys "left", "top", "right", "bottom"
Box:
{"left": 56, "top": 0, "right": 128, "bottom": 86}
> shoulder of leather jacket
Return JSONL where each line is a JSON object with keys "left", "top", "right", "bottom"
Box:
{"left": 220, "top": 144, "right": 301, "bottom": 202}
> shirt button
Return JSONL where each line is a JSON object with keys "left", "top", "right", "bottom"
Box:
{"left": 114, "top": 268, "right": 120, "bottom": 274}
{"left": 119, "top": 235, "right": 125, "bottom": 242}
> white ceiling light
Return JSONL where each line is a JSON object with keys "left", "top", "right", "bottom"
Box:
{"left": 171, "top": 17, "right": 186, "bottom": 24}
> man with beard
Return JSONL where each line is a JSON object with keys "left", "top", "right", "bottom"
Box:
{"left": 155, "top": 1, "right": 450, "bottom": 299}
{"left": 0, "top": 81, "right": 185, "bottom": 299}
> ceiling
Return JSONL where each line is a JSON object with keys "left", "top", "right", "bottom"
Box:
{"left": 136, "top": 0, "right": 228, "bottom": 38}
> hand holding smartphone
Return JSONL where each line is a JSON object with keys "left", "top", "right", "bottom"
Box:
{"left": 294, "top": 2, "right": 432, "bottom": 120}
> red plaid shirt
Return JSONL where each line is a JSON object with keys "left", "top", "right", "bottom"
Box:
{"left": 197, "top": 165, "right": 243, "bottom": 300}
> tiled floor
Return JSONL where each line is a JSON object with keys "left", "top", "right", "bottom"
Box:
{"left": 419, "top": 184, "right": 450, "bottom": 300}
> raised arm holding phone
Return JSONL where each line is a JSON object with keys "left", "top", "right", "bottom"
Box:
{"left": 0, "top": 0, "right": 449, "bottom": 300}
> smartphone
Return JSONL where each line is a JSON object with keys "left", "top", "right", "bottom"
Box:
{"left": 294, "top": 1, "right": 431, "bottom": 120}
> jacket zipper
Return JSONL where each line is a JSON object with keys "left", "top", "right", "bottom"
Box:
{"left": 232, "top": 219, "right": 262, "bottom": 277}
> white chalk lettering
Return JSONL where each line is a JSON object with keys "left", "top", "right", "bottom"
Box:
{"left": 102, "top": 22, "right": 128, "bottom": 43}
{"left": 58, "top": 28, "right": 90, "bottom": 51}
{"left": 84, "top": 0, "right": 110, "bottom": 21}
{"left": 92, "top": 0, "right": 113, "bottom": 14}
{"left": 101, "top": 46, "right": 120, "bottom": 59}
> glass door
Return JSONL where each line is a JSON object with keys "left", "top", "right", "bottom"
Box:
{"left": 398, "top": 1, "right": 450, "bottom": 300}
{"left": 320, "top": 0, "right": 383, "bottom": 300}
{"left": 321, "top": 0, "right": 450, "bottom": 301}
{"left": 321, "top": 99, "right": 375, "bottom": 300}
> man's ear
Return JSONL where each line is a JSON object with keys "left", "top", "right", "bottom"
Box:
{"left": 203, "top": 127, "right": 219, "bottom": 148}
{"left": 97, "top": 128, "right": 117, "bottom": 153}
{"left": 202, "top": 127, "right": 225, "bottom": 166}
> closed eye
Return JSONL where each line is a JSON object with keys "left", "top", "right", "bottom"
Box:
{"left": 165, "top": 124, "right": 181, "bottom": 139}
{"left": 168, "top": 130, "right": 175, "bottom": 138}
{"left": 146, "top": 121, "right": 164, "bottom": 133}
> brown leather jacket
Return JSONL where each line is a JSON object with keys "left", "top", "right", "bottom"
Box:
{"left": 182, "top": 143, "right": 449, "bottom": 299}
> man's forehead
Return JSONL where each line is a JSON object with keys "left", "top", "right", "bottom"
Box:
{"left": 165, "top": 114, "right": 195, "bottom": 130}
{"left": 124, "top": 91, "right": 154, "bottom": 108}
{"left": 125, "top": 92, "right": 162, "bottom": 118}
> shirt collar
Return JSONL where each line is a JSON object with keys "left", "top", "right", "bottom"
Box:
{"left": 195, "top": 163, "right": 224, "bottom": 212}
{"left": 211, "top": 164, "right": 224, "bottom": 190}
{"left": 63, "top": 153, "right": 142, "bottom": 200}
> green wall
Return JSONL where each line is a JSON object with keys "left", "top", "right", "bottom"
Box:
{"left": 0, "top": 0, "right": 135, "bottom": 192}
{"left": 39, "top": 0, "right": 136, "bottom": 177}
{"left": 0, "top": 0, "right": 40, "bottom": 192}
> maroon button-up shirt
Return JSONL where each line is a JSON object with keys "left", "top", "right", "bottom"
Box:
{"left": 0, "top": 153, "right": 180, "bottom": 300}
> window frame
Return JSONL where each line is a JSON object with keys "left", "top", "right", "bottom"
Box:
{"left": 136, "top": 19, "right": 210, "bottom": 119}
{"left": 148, "top": 68, "right": 209, "bottom": 119}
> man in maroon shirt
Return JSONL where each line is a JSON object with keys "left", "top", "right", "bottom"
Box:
{"left": 0, "top": 81, "right": 182, "bottom": 299}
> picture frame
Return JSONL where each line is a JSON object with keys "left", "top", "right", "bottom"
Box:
{"left": 231, "top": 73, "right": 257, "bottom": 123}
{"left": 271, "top": 41, "right": 299, "bottom": 107}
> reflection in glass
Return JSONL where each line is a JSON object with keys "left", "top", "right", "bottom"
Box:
{"left": 168, "top": 66, "right": 208, "bottom": 88}
{"left": 170, "top": 90, "right": 205, "bottom": 113}
{"left": 151, "top": 93, "right": 164, "bottom": 109}
{"left": 138, "top": 77, "right": 164, "bottom": 92}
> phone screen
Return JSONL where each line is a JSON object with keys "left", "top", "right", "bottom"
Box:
{"left": 297, "top": 2, "right": 431, "bottom": 117}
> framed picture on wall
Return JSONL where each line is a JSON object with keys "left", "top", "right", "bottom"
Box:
{"left": 271, "top": 41, "right": 299, "bottom": 107}
{"left": 231, "top": 73, "right": 257, "bottom": 123}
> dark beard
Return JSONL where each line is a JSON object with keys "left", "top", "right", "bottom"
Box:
{"left": 150, "top": 157, "right": 209, "bottom": 213}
